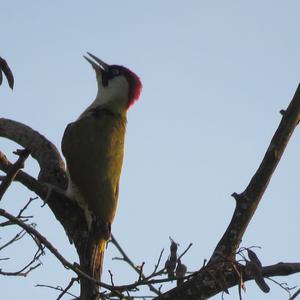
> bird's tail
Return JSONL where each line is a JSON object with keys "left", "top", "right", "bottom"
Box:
{"left": 91, "top": 239, "right": 106, "bottom": 280}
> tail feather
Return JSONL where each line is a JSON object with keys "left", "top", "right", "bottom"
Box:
{"left": 79, "top": 238, "right": 106, "bottom": 300}
{"left": 91, "top": 239, "right": 106, "bottom": 280}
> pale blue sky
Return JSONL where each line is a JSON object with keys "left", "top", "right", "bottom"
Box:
{"left": 1, "top": 1, "right": 300, "bottom": 299}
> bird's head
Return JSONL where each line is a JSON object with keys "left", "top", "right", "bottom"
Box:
{"left": 84, "top": 52, "right": 142, "bottom": 111}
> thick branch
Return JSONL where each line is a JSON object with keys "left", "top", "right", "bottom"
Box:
{"left": 210, "top": 84, "right": 300, "bottom": 263}
{"left": 0, "top": 118, "right": 66, "bottom": 188}
{"left": 155, "top": 262, "right": 300, "bottom": 300}
{"left": 262, "top": 262, "right": 300, "bottom": 277}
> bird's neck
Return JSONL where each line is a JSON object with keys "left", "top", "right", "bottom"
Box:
{"left": 78, "top": 94, "right": 126, "bottom": 120}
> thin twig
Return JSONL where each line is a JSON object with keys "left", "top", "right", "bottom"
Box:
{"left": 111, "top": 234, "right": 161, "bottom": 295}
{"left": 290, "top": 288, "right": 300, "bottom": 300}
{"left": 138, "top": 262, "right": 145, "bottom": 282}
{"left": 0, "top": 208, "right": 185, "bottom": 295}
{"left": 153, "top": 249, "right": 164, "bottom": 274}
{"left": 0, "top": 229, "right": 26, "bottom": 250}
{"left": 178, "top": 243, "right": 193, "bottom": 261}
{"left": 0, "top": 208, "right": 113, "bottom": 291}
{"left": 0, "top": 263, "right": 41, "bottom": 277}
{"left": 0, "top": 149, "right": 30, "bottom": 201}
{"left": 17, "top": 197, "right": 37, "bottom": 218}
{"left": 57, "top": 277, "right": 79, "bottom": 300}
{"left": 108, "top": 270, "right": 115, "bottom": 286}
{"left": 267, "top": 277, "right": 295, "bottom": 297}
{"left": 0, "top": 246, "right": 44, "bottom": 277}
{"left": 36, "top": 283, "right": 77, "bottom": 299}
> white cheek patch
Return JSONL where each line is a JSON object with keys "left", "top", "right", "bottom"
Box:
{"left": 100, "top": 76, "right": 129, "bottom": 104}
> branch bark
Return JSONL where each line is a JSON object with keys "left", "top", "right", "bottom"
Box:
{"left": 0, "top": 118, "right": 66, "bottom": 187}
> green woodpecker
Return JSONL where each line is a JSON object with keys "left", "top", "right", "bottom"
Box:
{"left": 61, "top": 53, "right": 142, "bottom": 276}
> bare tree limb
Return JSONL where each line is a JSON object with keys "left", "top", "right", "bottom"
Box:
{"left": 0, "top": 118, "right": 66, "bottom": 188}
{"left": 0, "top": 262, "right": 41, "bottom": 277}
{"left": 0, "top": 229, "right": 26, "bottom": 250}
{"left": 56, "top": 277, "right": 79, "bottom": 300}
{"left": 290, "top": 288, "right": 300, "bottom": 300}
{"left": 0, "top": 247, "right": 43, "bottom": 277}
{"left": 0, "top": 149, "right": 87, "bottom": 248}
{"left": 35, "top": 281, "right": 78, "bottom": 299}
{"left": 0, "top": 208, "right": 117, "bottom": 291}
{"left": 154, "top": 85, "right": 300, "bottom": 300}
{"left": 16, "top": 197, "right": 37, "bottom": 219}
{"left": 262, "top": 263, "right": 300, "bottom": 277}
{"left": 210, "top": 84, "right": 300, "bottom": 263}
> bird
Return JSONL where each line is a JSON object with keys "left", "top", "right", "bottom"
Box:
{"left": 61, "top": 52, "right": 142, "bottom": 279}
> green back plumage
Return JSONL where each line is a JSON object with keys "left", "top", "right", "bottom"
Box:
{"left": 62, "top": 108, "right": 126, "bottom": 223}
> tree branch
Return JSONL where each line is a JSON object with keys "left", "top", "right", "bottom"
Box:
{"left": 210, "top": 84, "right": 300, "bottom": 263}
{"left": 263, "top": 263, "right": 300, "bottom": 277}
{"left": 1, "top": 80, "right": 300, "bottom": 300}
{"left": 154, "top": 84, "right": 300, "bottom": 299}
{"left": 0, "top": 123, "right": 102, "bottom": 298}
{"left": 0, "top": 208, "right": 116, "bottom": 292}
{"left": 0, "top": 118, "right": 66, "bottom": 188}
{"left": 35, "top": 281, "right": 78, "bottom": 299}
{"left": 0, "top": 229, "right": 26, "bottom": 250}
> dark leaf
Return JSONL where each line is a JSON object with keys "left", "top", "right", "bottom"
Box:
{"left": 245, "top": 261, "right": 270, "bottom": 293}
{"left": 0, "top": 57, "right": 14, "bottom": 90}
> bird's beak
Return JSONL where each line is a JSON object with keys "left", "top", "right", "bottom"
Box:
{"left": 83, "top": 52, "right": 109, "bottom": 73}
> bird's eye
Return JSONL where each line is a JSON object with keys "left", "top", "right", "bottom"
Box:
{"left": 110, "top": 68, "right": 120, "bottom": 76}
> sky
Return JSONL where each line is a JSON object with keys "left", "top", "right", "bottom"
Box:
{"left": 1, "top": 1, "right": 300, "bottom": 299}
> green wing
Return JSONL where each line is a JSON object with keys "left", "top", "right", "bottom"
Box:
{"left": 62, "top": 109, "right": 126, "bottom": 223}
